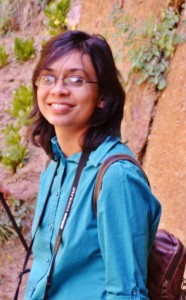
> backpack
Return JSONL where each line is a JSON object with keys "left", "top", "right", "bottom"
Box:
{"left": 93, "top": 154, "right": 186, "bottom": 300}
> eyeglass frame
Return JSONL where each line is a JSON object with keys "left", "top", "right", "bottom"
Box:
{"left": 35, "top": 74, "right": 99, "bottom": 89}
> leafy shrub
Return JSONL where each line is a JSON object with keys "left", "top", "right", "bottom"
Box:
{"left": 111, "top": 6, "right": 185, "bottom": 90}
{"left": 0, "top": 85, "right": 34, "bottom": 173}
{"left": 0, "top": 196, "right": 29, "bottom": 241}
{"left": 14, "top": 37, "right": 35, "bottom": 62}
{"left": 0, "top": 45, "right": 9, "bottom": 68}
{"left": 0, "top": 0, "right": 21, "bottom": 35}
{"left": 7, "top": 85, "right": 34, "bottom": 126}
{"left": 1, "top": 124, "right": 28, "bottom": 173}
{"left": 0, "top": 149, "right": 2, "bottom": 160}
{"left": 2, "top": 123, "right": 21, "bottom": 146}
{"left": 0, "top": 16, "right": 9, "bottom": 36}
{"left": 44, "top": 0, "right": 70, "bottom": 35}
{"left": 0, "top": 223, "right": 15, "bottom": 241}
{"left": 0, "top": 0, "right": 13, "bottom": 35}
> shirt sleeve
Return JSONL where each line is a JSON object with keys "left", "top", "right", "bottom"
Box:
{"left": 96, "top": 160, "right": 161, "bottom": 300}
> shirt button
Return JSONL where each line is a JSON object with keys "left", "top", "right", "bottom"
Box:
{"left": 46, "top": 257, "right": 50, "bottom": 263}
{"left": 56, "top": 191, "right": 59, "bottom": 197}
{"left": 49, "top": 224, "right": 53, "bottom": 231}
{"left": 131, "top": 287, "right": 138, "bottom": 297}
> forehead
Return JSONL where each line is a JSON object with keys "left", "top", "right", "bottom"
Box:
{"left": 46, "top": 51, "right": 97, "bottom": 78}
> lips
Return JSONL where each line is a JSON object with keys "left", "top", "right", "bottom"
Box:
{"left": 48, "top": 102, "right": 75, "bottom": 113}
{"left": 51, "top": 103, "right": 72, "bottom": 109}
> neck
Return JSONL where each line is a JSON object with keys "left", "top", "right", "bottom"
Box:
{"left": 55, "top": 128, "right": 86, "bottom": 157}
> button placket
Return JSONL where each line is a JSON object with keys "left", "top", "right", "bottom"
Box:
{"left": 131, "top": 286, "right": 139, "bottom": 298}
{"left": 46, "top": 257, "right": 50, "bottom": 263}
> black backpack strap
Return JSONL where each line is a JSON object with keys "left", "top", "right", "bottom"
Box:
{"left": 93, "top": 154, "right": 150, "bottom": 216}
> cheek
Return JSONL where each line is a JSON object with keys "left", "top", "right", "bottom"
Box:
{"left": 85, "top": 89, "right": 100, "bottom": 108}
{"left": 37, "top": 89, "right": 48, "bottom": 107}
{"left": 37, "top": 89, "right": 45, "bottom": 102}
{"left": 37, "top": 90, "right": 48, "bottom": 115}
{"left": 83, "top": 96, "right": 99, "bottom": 115}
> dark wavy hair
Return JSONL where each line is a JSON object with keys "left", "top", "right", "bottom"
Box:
{"left": 31, "top": 30, "right": 125, "bottom": 159}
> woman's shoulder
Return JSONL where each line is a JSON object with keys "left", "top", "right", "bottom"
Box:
{"left": 89, "top": 136, "right": 136, "bottom": 166}
{"left": 103, "top": 140, "right": 136, "bottom": 160}
{"left": 96, "top": 139, "right": 161, "bottom": 219}
{"left": 96, "top": 137, "right": 149, "bottom": 186}
{"left": 99, "top": 138, "right": 140, "bottom": 171}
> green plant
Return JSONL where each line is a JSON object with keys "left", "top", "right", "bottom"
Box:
{"left": 111, "top": 5, "right": 185, "bottom": 90}
{"left": 0, "top": 149, "right": 2, "bottom": 160}
{"left": 0, "top": 196, "right": 29, "bottom": 241}
{"left": 7, "top": 85, "right": 34, "bottom": 126}
{"left": 14, "top": 36, "right": 35, "bottom": 62}
{"left": 0, "top": 85, "right": 33, "bottom": 172}
{"left": 1, "top": 124, "right": 28, "bottom": 173}
{"left": 0, "top": 223, "right": 15, "bottom": 241}
{"left": 44, "top": 0, "right": 70, "bottom": 35}
{"left": 1, "top": 85, "right": 33, "bottom": 173}
{"left": 0, "top": 45, "right": 9, "bottom": 67}
{"left": 0, "top": 0, "right": 21, "bottom": 35}
{"left": 0, "top": 0, "right": 13, "bottom": 35}
{"left": 2, "top": 123, "right": 21, "bottom": 145}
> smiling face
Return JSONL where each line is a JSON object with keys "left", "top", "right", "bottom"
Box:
{"left": 36, "top": 51, "right": 100, "bottom": 138}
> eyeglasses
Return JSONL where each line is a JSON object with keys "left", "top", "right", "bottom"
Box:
{"left": 35, "top": 75, "right": 99, "bottom": 88}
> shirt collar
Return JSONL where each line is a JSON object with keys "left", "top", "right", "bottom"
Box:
{"left": 88, "top": 136, "right": 120, "bottom": 167}
{"left": 51, "top": 136, "right": 82, "bottom": 163}
{"left": 51, "top": 135, "right": 121, "bottom": 166}
{"left": 51, "top": 136, "right": 64, "bottom": 161}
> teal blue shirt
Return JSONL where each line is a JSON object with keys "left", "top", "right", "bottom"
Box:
{"left": 25, "top": 136, "right": 161, "bottom": 300}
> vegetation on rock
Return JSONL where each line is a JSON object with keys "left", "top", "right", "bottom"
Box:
{"left": 111, "top": 4, "right": 186, "bottom": 90}
{"left": 0, "top": 45, "right": 9, "bottom": 68}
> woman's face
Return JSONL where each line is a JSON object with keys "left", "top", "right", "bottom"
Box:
{"left": 36, "top": 51, "right": 101, "bottom": 136}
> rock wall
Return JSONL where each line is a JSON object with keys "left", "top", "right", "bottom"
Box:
{"left": 78, "top": 0, "right": 186, "bottom": 245}
{"left": 143, "top": 13, "right": 186, "bottom": 244}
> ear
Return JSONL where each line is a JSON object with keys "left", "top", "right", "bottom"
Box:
{"left": 97, "top": 99, "right": 104, "bottom": 108}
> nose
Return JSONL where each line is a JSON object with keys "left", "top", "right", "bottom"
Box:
{"left": 49, "top": 79, "right": 70, "bottom": 96}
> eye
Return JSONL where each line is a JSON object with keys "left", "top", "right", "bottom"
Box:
{"left": 38, "top": 75, "right": 55, "bottom": 86}
{"left": 64, "top": 76, "right": 84, "bottom": 87}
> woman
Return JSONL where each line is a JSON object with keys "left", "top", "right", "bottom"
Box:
{"left": 24, "top": 30, "right": 161, "bottom": 300}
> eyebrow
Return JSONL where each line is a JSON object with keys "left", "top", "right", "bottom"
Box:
{"left": 68, "top": 68, "right": 87, "bottom": 73}
{"left": 41, "top": 67, "right": 54, "bottom": 72}
{"left": 41, "top": 67, "right": 88, "bottom": 76}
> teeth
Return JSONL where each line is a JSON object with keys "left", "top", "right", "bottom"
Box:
{"left": 51, "top": 103, "right": 70, "bottom": 108}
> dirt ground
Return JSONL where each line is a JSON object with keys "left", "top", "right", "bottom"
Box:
{"left": 0, "top": 237, "right": 33, "bottom": 299}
